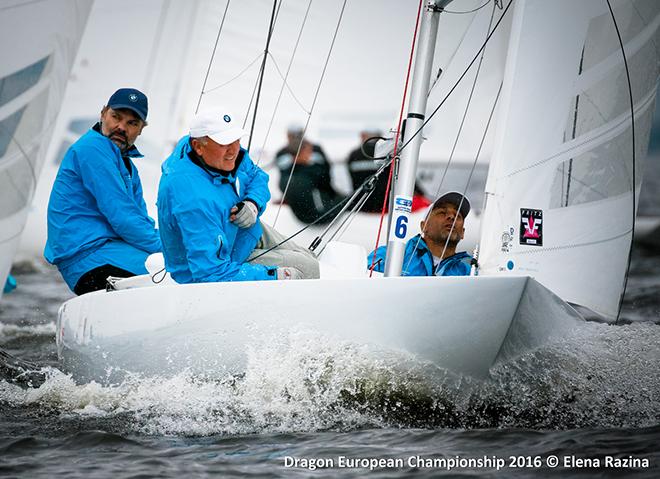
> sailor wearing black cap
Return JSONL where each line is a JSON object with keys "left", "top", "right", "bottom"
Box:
{"left": 367, "top": 191, "right": 474, "bottom": 276}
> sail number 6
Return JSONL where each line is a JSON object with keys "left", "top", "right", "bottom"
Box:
{"left": 395, "top": 215, "right": 408, "bottom": 239}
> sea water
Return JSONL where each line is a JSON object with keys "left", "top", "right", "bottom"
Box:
{"left": 0, "top": 248, "right": 659, "bottom": 478}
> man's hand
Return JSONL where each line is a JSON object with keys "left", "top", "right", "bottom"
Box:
{"left": 276, "top": 266, "right": 303, "bottom": 280}
{"left": 230, "top": 200, "right": 258, "bottom": 228}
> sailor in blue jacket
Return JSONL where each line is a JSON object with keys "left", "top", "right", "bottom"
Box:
{"left": 158, "top": 108, "right": 303, "bottom": 283}
{"left": 368, "top": 192, "right": 473, "bottom": 276}
{"left": 45, "top": 88, "right": 161, "bottom": 294}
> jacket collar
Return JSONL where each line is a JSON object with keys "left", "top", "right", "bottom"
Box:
{"left": 412, "top": 234, "right": 469, "bottom": 262}
{"left": 412, "top": 234, "right": 431, "bottom": 257}
{"left": 92, "top": 122, "right": 143, "bottom": 158}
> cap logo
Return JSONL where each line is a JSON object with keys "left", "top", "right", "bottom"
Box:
{"left": 128, "top": 93, "right": 138, "bottom": 102}
{"left": 223, "top": 114, "right": 231, "bottom": 123}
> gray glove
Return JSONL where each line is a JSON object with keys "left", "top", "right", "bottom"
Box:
{"left": 276, "top": 266, "right": 303, "bottom": 280}
{"left": 231, "top": 200, "right": 258, "bottom": 228}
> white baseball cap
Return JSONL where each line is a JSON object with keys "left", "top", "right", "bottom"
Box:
{"left": 189, "top": 108, "right": 247, "bottom": 145}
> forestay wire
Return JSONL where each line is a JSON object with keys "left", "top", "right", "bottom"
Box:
{"left": 256, "top": 0, "right": 313, "bottom": 166}
{"left": 246, "top": 0, "right": 280, "bottom": 152}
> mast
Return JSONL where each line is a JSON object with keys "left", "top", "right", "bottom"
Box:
{"left": 384, "top": 0, "right": 453, "bottom": 277}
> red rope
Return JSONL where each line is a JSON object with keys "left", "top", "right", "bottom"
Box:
{"left": 369, "top": 0, "right": 424, "bottom": 277}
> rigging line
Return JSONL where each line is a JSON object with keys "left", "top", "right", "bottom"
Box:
{"left": 310, "top": 156, "right": 394, "bottom": 251}
{"left": 607, "top": 0, "right": 637, "bottom": 325}
{"left": 438, "top": 81, "right": 501, "bottom": 270}
{"left": 255, "top": 55, "right": 312, "bottom": 163}
{"left": 442, "top": 0, "right": 492, "bottom": 15}
{"left": 308, "top": 192, "right": 364, "bottom": 251}
{"left": 309, "top": 171, "right": 385, "bottom": 250}
{"left": 242, "top": 0, "right": 285, "bottom": 132}
{"left": 267, "top": 52, "right": 313, "bottom": 111}
{"left": 273, "top": 0, "right": 348, "bottom": 227}
{"left": 316, "top": 190, "right": 375, "bottom": 255}
{"left": 203, "top": 53, "right": 265, "bottom": 94}
{"left": 429, "top": 1, "right": 503, "bottom": 95}
{"left": 255, "top": 0, "right": 313, "bottom": 166}
{"left": 431, "top": 1, "right": 495, "bottom": 218}
{"left": 247, "top": 0, "right": 280, "bottom": 153}
{"left": 403, "top": 0, "right": 498, "bottom": 273}
{"left": 249, "top": 194, "right": 353, "bottom": 261}
{"left": 195, "top": 0, "right": 231, "bottom": 113}
{"left": 267, "top": 52, "right": 312, "bottom": 112}
{"left": 396, "top": 0, "right": 513, "bottom": 157}
{"left": 368, "top": 0, "right": 425, "bottom": 277}
{"left": 243, "top": 68, "right": 262, "bottom": 129}
{"left": 263, "top": 157, "right": 393, "bottom": 257}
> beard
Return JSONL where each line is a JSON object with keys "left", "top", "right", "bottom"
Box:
{"left": 100, "top": 121, "right": 130, "bottom": 152}
{"left": 426, "top": 227, "right": 461, "bottom": 247}
{"left": 109, "top": 132, "right": 129, "bottom": 151}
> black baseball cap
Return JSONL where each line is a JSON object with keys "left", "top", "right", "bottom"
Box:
{"left": 431, "top": 191, "right": 471, "bottom": 218}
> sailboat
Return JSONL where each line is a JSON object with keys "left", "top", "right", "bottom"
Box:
{"left": 0, "top": 0, "right": 91, "bottom": 300}
{"left": 56, "top": 0, "right": 660, "bottom": 384}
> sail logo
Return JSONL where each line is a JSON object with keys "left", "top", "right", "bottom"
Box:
{"left": 519, "top": 209, "right": 543, "bottom": 246}
{"left": 393, "top": 196, "right": 412, "bottom": 214}
{"left": 395, "top": 197, "right": 412, "bottom": 209}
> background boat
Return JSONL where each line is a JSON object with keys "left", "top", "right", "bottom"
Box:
{"left": 0, "top": 0, "right": 91, "bottom": 300}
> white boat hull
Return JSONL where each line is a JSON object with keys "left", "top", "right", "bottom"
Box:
{"left": 57, "top": 275, "right": 582, "bottom": 383}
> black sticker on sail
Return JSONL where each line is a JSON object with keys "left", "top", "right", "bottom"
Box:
{"left": 519, "top": 208, "right": 543, "bottom": 246}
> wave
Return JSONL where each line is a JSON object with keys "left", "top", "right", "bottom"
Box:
{"left": 1, "top": 320, "right": 659, "bottom": 436}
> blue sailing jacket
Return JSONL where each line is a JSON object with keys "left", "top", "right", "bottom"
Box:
{"left": 368, "top": 234, "right": 472, "bottom": 276}
{"left": 44, "top": 124, "right": 161, "bottom": 290}
{"left": 157, "top": 136, "right": 274, "bottom": 283}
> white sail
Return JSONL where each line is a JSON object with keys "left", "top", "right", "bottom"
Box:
{"left": 478, "top": 0, "right": 660, "bottom": 320}
{"left": 0, "top": 0, "right": 91, "bottom": 299}
{"left": 422, "top": 0, "right": 511, "bottom": 166}
{"left": 16, "top": 0, "right": 205, "bottom": 260}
